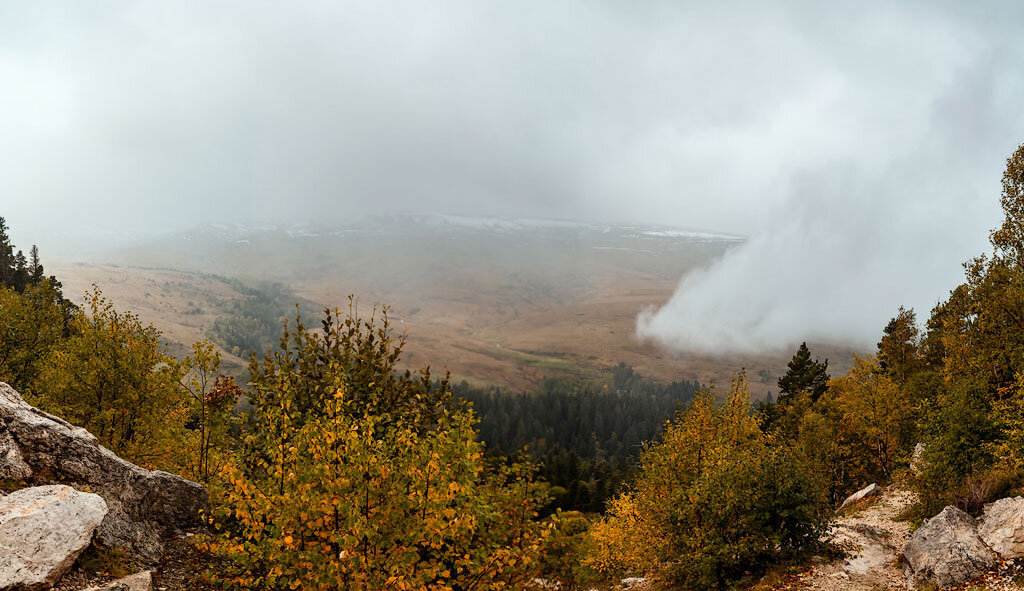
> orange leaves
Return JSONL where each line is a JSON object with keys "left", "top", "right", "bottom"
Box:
{"left": 206, "top": 389, "right": 547, "bottom": 590}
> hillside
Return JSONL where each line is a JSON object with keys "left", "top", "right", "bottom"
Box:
{"left": 53, "top": 215, "right": 858, "bottom": 395}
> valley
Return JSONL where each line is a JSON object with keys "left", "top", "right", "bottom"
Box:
{"left": 52, "top": 214, "right": 859, "bottom": 397}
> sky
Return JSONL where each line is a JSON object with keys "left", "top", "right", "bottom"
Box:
{"left": 2, "top": 2, "right": 1024, "bottom": 352}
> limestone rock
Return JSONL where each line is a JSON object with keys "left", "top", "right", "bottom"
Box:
{"left": 0, "top": 382, "right": 208, "bottom": 563}
{"left": 904, "top": 505, "right": 995, "bottom": 588}
{"left": 0, "top": 485, "right": 108, "bottom": 590}
{"left": 979, "top": 496, "right": 1024, "bottom": 558}
{"left": 83, "top": 570, "right": 153, "bottom": 591}
{"left": 0, "top": 430, "right": 31, "bottom": 480}
{"left": 840, "top": 483, "right": 881, "bottom": 510}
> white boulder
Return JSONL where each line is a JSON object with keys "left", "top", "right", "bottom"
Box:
{"left": 979, "top": 496, "right": 1024, "bottom": 558}
{"left": 0, "top": 382, "right": 208, "bottom": 562}
{"left": 840, "top": 483, "right": 881, "bottom": 510}
{"left": 903, "top": 505, "right": 994, "bottom": 588}
{"left": 0, "top": 484, "right": 108, "bottom": 590}
{"left": 83, "top": 570, "right": 153, "bottom": 591}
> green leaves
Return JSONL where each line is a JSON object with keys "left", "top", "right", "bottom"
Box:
{"left": 584, "top": 372, "right": 829, "bottom": 589}
{"left": 32, "top": 286, "right": 186, "bottom": 468}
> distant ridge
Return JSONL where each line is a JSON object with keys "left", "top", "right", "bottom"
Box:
{"left": 177, "top": 213, "right": 746, "bottom": 245}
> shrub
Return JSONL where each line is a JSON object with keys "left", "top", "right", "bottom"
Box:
{"left": 538, "top": 511, "right": 599, "bottom": 589}
{"left": 916, "top": 379, "right": 999, "bottom": 515}
{"left": 177, "top": 340, "right": 242, "bottom": 484}
{"left": 206, "top": 305, "right": 550, "bottom": 590}
{"left": 583, "top": 372, "right": 829, "bottom": 590}
{"left": 33, "top": 287, "right": 186, "bottom": 468}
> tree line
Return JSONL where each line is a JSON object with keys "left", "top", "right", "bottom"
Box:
{"left": 453, "top": 367, "right": 699, "bottom": 513}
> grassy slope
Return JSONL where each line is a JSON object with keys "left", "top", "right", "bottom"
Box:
{"left": 53, "top": 222, "right": 859, "bottom": 395}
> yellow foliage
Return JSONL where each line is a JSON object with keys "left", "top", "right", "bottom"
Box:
{"left": 827, "top": 355, "right": 912, "bottom": 479}
{"left": 32, "top": 286, "right": 186, "bottom": 469}
{"left": 205, "top": 306, "right": 551, "bottom": 590}
{"left": 583, "top": 371, "right": 828, "bottom": 589}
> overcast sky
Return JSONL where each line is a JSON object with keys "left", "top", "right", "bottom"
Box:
{"left": 3, "top": 2, "right": 1023, "bottom": 351}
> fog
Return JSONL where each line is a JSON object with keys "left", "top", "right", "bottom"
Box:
{"left": 2, "top": 2, "right": 1023, "bottom": 352}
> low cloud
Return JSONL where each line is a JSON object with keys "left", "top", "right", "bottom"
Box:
{"left": 638, "top": 98, "right": 1020, "bottom": 353}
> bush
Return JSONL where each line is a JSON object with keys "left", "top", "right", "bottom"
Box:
{"left": 206, "top": 305, "right": 550, "bottom": 590}
{"left": 0, "top": 279, "right": 68, "bottom": 394}
{"left": 538, "top": 511, "right": 598, "bottom": 590}
{"left": 953, "top": 468, "right": 1019, "bottom": 516}
{"left": 583, "top": 372, "right": 829, "bottom": 590}
{"left": 33, "top": 287, "right": 186, "bottom": 468}
{"left": 916, "top": 379, "right": 999, "bottom": 515}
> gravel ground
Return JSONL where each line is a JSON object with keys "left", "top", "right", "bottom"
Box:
{"left": 793, "top": 486, "right": 916, "bottom": 591}
{"left": 784, "top": 486, "right": 1024, "bottom": 591}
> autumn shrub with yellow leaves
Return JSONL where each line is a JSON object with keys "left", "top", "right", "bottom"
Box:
{"left": 583, "top": 372, "right": 829, "bottom": 590}
{"left": 205, "top": 305, "right": 550, "bottom": 590}
{"left": 32, "top": 287, "right": 188, "bottom": 468}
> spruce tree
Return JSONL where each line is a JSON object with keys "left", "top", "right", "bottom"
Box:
{"left": 777, "top": 342, "right": 830, "bottom": 404}
{"left": 762, "top": 343, "right": 830, "bottom": 439}
{"left": 12, "top": 250, "right": 28, "bottom": 292}
{"left": 29, "top": 245, "right": 44, "bottom": 285}
{"left": 0, "top": 216, "right": 13, "bottom": 287}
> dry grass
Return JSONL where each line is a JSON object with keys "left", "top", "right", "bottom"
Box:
{"left": 52, "top": 258, "right": 859, "bottom": 394}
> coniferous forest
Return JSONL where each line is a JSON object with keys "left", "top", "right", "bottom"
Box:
{"left": 454, "top": 369, "right": 699, "bottom": 513}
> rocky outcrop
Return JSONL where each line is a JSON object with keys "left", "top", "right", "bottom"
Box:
{"left": 903, "top": 505, "right": 995, "bottom": 588}
{"left": 979, "top": 496, "right": 1024, "bottom": 559}
{"left": 0, "top": 382, "right": 208, "bottom": 563}
{"left": 0, "top": 485, "right": 108, "bottom": 590}
{"left": 0, "top": 430, "right": 31, "bottom": 480}
{"left": 840, "top": 483, "right": 881, "bottom": 510}
{"left": 83, "top": 571, "right": 153, "bottom": 591}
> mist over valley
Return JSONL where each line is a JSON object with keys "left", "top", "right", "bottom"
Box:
{"left": 50, "top": 213, "right": 853, "bottom": 399}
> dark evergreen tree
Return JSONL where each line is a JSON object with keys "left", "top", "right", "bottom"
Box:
{"left": 761, "top": 342, "right": 830, "bottom": 438}
{"left": 11, "top": 250, "right": 28, "bottom": 292}
{"left": 0, "top": 217, "right": 70, "bottom": 315}
{"left": 777, "top": 342, "right": 830, "bottom": 404}
{"left": 29, "top": 245, "right": 44, "bottom": 285}
{"left": 0, "top": 216, "right": 13, "bottom": 287}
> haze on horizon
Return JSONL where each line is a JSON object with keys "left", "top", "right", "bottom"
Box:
{"left": 3, "top": 1, "right": 1024, "bottom": 354}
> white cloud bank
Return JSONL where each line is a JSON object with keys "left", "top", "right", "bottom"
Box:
{"left": 638, "top": 3, "right": 1024, "bottom": 353}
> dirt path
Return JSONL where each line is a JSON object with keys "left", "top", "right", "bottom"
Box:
{"left": 796, "top": 486, "right": 917, "bottom": 591}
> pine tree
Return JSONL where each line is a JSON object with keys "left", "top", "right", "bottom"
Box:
{"left": 29, "top": 245, "right": 43, "bottom": 285}
{"left": 761, "top": 343, "right": 830, "bottom": 438}
{"left": 11, "top": 250, "right": 28, "bottom": 292}
{"left": 777, "top": 342, "right": 830, "bottom": 403}
{"left": 0, "top": 216, "right": 13, "bottom": 287}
